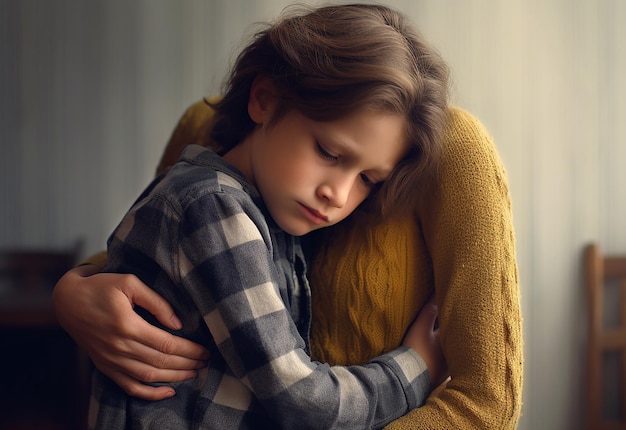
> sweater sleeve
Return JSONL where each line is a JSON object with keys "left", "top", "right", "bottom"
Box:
{"left": 385, "top": 107, "right": 523, "bottom": 429}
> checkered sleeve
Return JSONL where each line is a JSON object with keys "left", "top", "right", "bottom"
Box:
{"left": 176, "top": 182, "right": 431, "bottom": 428}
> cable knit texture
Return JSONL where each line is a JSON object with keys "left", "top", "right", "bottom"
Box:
{"left": 98, "top": 101, "right": 523, "bottom": 429}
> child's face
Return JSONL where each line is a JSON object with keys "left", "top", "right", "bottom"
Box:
{"left": 248, "top": 108, "right": 408, "bottom": 236}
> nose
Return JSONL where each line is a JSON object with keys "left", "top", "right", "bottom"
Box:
{"left": 317, "top": 173, "right": 355, "bottom": 208}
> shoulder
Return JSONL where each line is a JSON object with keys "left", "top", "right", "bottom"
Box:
{"left": 445, "top": 106, "right": 490, "bottom": 139}
{"left": 416, "top": 106, "right": 512, "bottom": 216}
{"left": 154, "top": 147, "right": 258, "bottom": 221}
{"left": 437, "top": 106, "right": 508, "bottom": 186}
{"left": 166, "top": 146, "right": 245, "bottom": 194}
{"left": 442, "top": 106, "right": 498, "bottom": 164}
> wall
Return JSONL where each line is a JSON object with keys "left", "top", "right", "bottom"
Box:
{"left": 1, "top": 1, "right": 625, "bottom": 428}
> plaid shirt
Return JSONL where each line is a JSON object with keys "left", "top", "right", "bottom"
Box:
{"left": 90, "top": 145, "right": 430, "bottom": 429}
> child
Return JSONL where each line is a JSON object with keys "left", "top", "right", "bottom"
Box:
{"left": 83, "top": 4, "right": 450, "bottom": 429}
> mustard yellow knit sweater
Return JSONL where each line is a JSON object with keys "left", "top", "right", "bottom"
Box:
{"left": 101, "top": 101, "right": 523, "bottom": 429}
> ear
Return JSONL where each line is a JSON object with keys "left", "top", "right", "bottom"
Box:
{"left": 248, "top": 75, "right": 277, "bottom": 125}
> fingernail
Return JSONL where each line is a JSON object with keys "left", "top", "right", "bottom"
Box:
{"left": 170, "top": 315, "right": 183, "bottom": 330}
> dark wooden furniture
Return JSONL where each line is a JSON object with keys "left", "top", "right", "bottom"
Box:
{"left": 585, "top": 243, "right": 626, "bottom": 430}
{"left": 0, "top": 241, "right": 90, "bottom": 430}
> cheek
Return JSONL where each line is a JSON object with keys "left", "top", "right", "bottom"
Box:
{"left": 263, "top": 153, "right": 301, "bottom": 185}
{"left": 343, "top": 188, "right": 370, "bottom": 213}
{"left": 351, "top": 182, "right": 373, "bottom": 205}
{"left": 281, "top": 158, "right": 317, "bottom": 186}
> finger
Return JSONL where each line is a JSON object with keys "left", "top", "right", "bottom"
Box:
{"left": 137, "top": 368, "right": 200, "bottom": 384}
{"left": 109, "top": 287, "right": 210, "bottom": 361}
{"left": 121, "top": 277, "right": 184, "bottom": 331}
{"left": 121, "top": 339, "right": 208, "bottom": 371}
{"left": 105, "top": 354, "right": 201, "bottom": 384}
{"left": 123, "top": 317, "right": 210, "bottom": 361}
{"left": 109, "top": 370, "right": 178, "bottom": 401}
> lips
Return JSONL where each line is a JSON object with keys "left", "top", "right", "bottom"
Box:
{"left": 299, "top": 203, "right": 328, "bottom": 224}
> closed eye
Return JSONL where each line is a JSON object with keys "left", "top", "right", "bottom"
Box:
{"left": 361, "top": 174, "right": 386, "bottom": 195}
{"left": 360, "top": 173, "right": 375, "bottom": 187}
{"left": 364, "top": 177, "right": 384, "bottom": 196}
{"left": 316, "top": 143, "right": 338, "bottom": 162}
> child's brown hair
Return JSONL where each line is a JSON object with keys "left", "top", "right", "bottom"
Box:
{"left": 208, "top": 3, "right": 449, "bottom": 216}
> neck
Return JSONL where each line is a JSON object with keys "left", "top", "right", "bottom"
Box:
{"left": 222, "top": 137, "right": 254, "bottom": 186}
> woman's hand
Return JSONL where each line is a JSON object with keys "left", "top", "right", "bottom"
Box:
{"left": 53, "top": 265, "right": 209, "bottom": 400}
{"left": 402, "top": 297, "right": 448, "bottom": 389}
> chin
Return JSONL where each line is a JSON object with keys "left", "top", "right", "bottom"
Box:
{"left": 277, "top": 221, "right": 315, "bottom": 237}
{"left": 284, "top": 226, "right": 313, "bottom": 237}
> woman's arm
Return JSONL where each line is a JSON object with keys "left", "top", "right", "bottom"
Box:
{"left": 385, "top": 107, "right": 523, "bottom": 429}
{"left": 53, "top": 265, "right": 209, "bottom": 401}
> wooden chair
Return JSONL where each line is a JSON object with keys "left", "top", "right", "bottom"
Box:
{"left": 0, "top": 240, "right": 90, "bottom": 430}
{"left": 585, "top": 243, "right": 626, "bottom": 430}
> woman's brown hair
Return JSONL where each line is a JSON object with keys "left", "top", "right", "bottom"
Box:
{"left": 208, "top": 3, "right": 450, "bottom": 216}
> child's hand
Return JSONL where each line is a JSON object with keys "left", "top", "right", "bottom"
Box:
{"left": 402, "top": 296, "right": 448, "bottom": 389}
